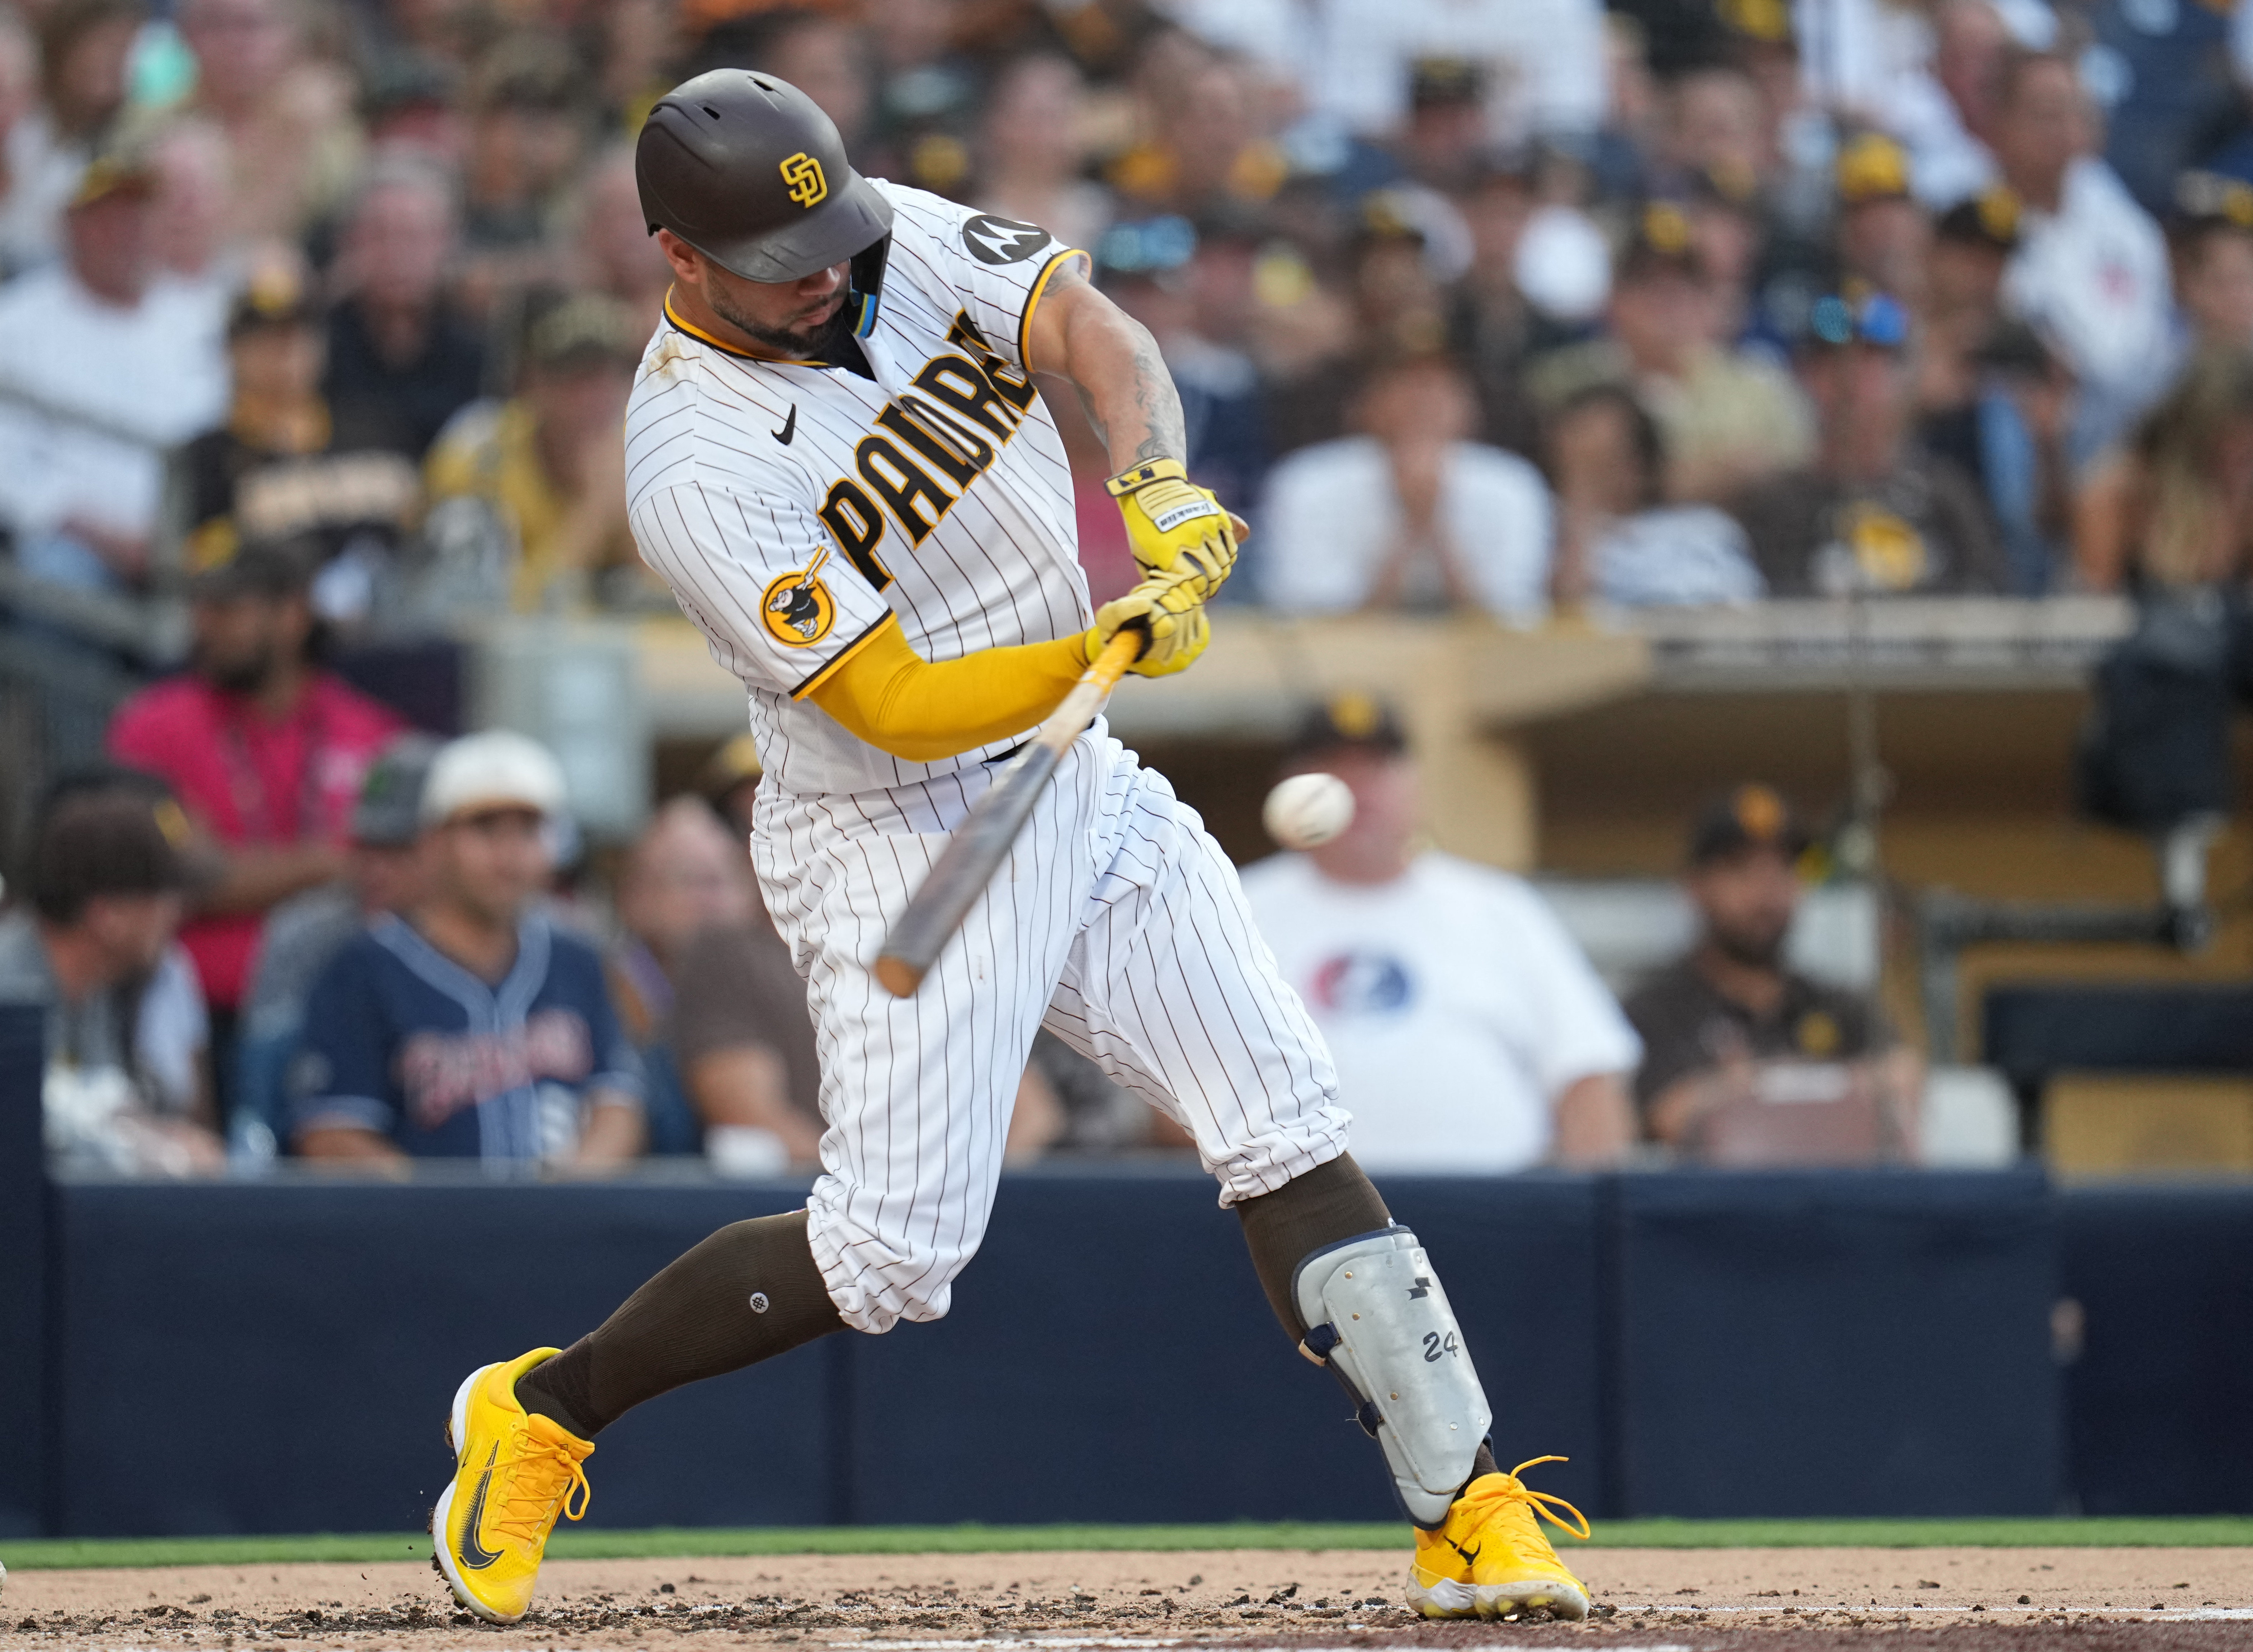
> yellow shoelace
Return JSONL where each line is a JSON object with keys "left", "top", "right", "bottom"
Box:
{"left": 1463, "top": 1457, "right": 1593, "bottom": 1545}
{"left": 491, "top": 1438, "right": 592, "bottom": 1546}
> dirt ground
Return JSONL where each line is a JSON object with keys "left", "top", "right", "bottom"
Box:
{"left": 5, "top": 1547, "right": 2250, "bottom": 1652}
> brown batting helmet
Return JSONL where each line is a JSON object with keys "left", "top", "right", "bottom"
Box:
{"left": 636, "top": 69, "right": 893, "bottom": 336}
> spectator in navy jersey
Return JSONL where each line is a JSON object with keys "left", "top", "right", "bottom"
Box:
{"left": 289, "top": 730, "right": 644, "bottom": 1167}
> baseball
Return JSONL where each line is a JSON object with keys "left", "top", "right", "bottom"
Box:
{"left": 1263, "top": 772, "right": 1355, "bottom": 849}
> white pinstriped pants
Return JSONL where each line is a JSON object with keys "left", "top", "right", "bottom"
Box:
{"left": 749, "top": 729, "right": 1351, "bottom": 1334}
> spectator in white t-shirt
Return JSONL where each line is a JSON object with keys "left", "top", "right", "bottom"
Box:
{"left": 1238, "top": 696, "right": 1640, "bottom": 1174}
{"left": 0, "top": 147, "right": 230, "bottom": 592}
{"left": 1258, "top": 354, "right": 1552, "bottom": 616}
{"left": 1990, "top": 50, "right": 2172, "bottom": 456}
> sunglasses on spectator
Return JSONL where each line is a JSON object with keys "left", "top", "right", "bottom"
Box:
{"left": 1807, "top": 292, "right": 1909, "bottom": 349}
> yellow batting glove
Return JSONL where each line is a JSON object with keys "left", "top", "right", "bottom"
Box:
{"left": 1083, "top": 565, "right": 1211, "bottom": 678}
{"left": 1107, "top": 458, "right": 1241, "bottom": 598}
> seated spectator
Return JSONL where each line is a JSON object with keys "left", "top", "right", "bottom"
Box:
{"left": 1238, "top": 696, "right": 1639, "bottom": 1173}
{"left": 570, "top": 146, "right": 670, "bottom": 325}
{"left": 1096, "top": 223, "right": 1269, "bottom": 526}
{"left": 146, "top": 117, "right": 234, "bottom": 307}
{"left": 1308, "top": 0, "right": 1607, "bottom": 151}
{"left": 1920, "top": 320, "right": 2076, "bottom": 594}
{"left": 1529, "top": 204, "right": 1815, "bottom": 502}
{"left": 1259, "top": 354, "right": 1552, "bottom": 616}
{"left": 2165, "top": 180, "right": 2253, "bottom": 360}
{"left": 2076, "top": 345, "right": 2253, "bottom": 592}
{"left": 609, "top": 796, "right": 821, "bottom": 1167}
{"left": 455, "top": 34, "right": 588, "bottom": 318}
{"left": 425, "top": 291, "right": 647, "bottom": 613}
{"left": 1446, "top": 154, "right": 1550, "bottom": 456}
{"left": 0, "top": 145, "right": 229, "bottom": 593}
{"left": 13, "top": 0, "right": 143, "bottom": 259}
{"left": 1625, "top": 786, "right": 1917, "bottom": 1164}
{"left": 321, "top": 159, "right": 485, "bottom": 458}
{"left": 1990, "top": 50, "right": 2173, "bottom": 457}
{"left": 1916, "top": 188, "right": 2022, "bottom": 422}
{"left": 178, "top": 268, "right": 423, "bottom": 633}
{"left": 976, "top": 53, "right": 1112, "bottom": 259}
{"left": 0, "top": 8, "right": 62, "bottom": 277}
{"left": 176, "top": 0, "right": 363, "bottom": 246}
{"left": 1835, "top": 132, "right": 1933, "bottom": 310}
{"left": 1545, "top": 382, "right": 1766, "bottom": 607}
{"left": 107, "top": 539, "right": 405, "bottom": 1083}
{"left": 1730, "top": 291, "right": 2011, "bottom": 594}
{"left": 3, "top": 777, "right": 224, "bottom": 1176}
{"left": 290, "top": 730, "right": 645, "bottom": 1167}
{"left": 232, "top": 733, "right": 439, "bottom": 1153}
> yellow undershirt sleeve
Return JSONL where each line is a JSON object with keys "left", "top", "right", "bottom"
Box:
{"left": 807, "top": 614, "right": 1094, "bottom": 763}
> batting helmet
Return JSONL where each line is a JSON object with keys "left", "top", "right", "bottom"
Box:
{"left": 636, "top": 69, "right": 893, "bottom": 337}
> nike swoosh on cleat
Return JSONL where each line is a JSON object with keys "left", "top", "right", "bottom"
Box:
{"left": 773, "top": 405, "right": 797, "bottom": 444}
{"left": 458, "top": 1444, "right": 503, "bottom": 1569}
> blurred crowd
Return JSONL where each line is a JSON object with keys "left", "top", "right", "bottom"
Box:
{"left": 15, "top": 687, "right": 1915, "bottom": 1178}
{"left": 0, "top": 0, "right": 2252, "bottom": 628}
{"left": 11, "top": 0, "right": 2253, "bottom": 1179}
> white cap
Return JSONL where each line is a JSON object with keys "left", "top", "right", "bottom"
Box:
{"left": 419, "top": 730, "right": 569, "bottom": 825}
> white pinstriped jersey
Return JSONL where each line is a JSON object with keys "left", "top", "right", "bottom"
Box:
{"left": 624, "top": 181, "right": 1093, "bottom": 795}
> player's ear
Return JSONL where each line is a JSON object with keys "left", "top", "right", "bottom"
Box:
{"left": 654, "top": 229, "right": 703, "bottom": 286}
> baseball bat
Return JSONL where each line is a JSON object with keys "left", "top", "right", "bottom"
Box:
{"left": 873, "top": 629, "right": 1145, "bottom": 998}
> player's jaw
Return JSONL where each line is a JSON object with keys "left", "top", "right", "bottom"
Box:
{"left": 704, "top": 263, "right": 848, "bottom": 358}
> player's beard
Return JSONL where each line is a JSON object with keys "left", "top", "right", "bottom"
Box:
{"left": 709, "top": 286, "right": 846, "bottom": 359}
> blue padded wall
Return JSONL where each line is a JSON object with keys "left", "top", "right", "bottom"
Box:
{"left": 1612, "top": 1170, "right": 2060, "bottom": 1517}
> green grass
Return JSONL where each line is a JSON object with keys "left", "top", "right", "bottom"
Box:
{"left": 5, "top": 1517, "right": 2253, "bottom": 1571}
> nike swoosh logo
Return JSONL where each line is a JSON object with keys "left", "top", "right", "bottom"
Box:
{"left": 458, "top": 1444, "right": 503, "bottom": 1569}
{"left": 773, "top": 405, "right": 797, "bottom": 444}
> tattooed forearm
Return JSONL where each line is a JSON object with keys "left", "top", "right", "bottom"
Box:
{"left": 1040, "top": 268, "right": 1188, "bottom": 472}
{"left": 1124, "top": 327, "right": 1186, "bottom": 465}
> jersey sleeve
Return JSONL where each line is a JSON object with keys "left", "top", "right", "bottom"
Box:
{"left": 883, "top": 186, "right": 1088, "bottom": 372}
{"left": 631, "top": 477, "right": 898, "bottom": 700}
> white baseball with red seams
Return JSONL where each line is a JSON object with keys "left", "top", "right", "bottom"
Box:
{"left": 623, "top": 181, "right": 1351, "bottom": 1333}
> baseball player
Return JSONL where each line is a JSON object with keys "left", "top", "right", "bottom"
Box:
{"left": 431, "top": 70, "right": 1589, "bottom": 1625}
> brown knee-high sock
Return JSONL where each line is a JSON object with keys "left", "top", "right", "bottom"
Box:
{"left": 514, "top": 1210, "right": 843, "bottom": 1438}
{"left": 1235, "top": 1152, "right": 1390, "bottom": 1339}
{"left": 1237, "top": 1154, "right": 1500, "bottom": 1489}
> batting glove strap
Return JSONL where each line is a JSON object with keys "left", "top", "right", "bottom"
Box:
{"left": 1107, "top": 459, "right": 1239, "bottom": 595}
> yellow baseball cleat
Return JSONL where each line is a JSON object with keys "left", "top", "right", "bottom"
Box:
{"left": 1406, "top": 1456, "right": 1592, "bottom": 1621}
{"left": 430, "top": 1349, "right": 593, "bottom": 1624}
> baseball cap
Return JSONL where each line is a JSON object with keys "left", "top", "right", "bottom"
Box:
{"left": 1285, "top": 693, "right": 1408, "bottom": 763}
{"left": 227, "top": 263, "right": 320, "bottom": 337}
{"left": 1688, "top": 784, "right": 1811, "bottom": 866}
{"left": 420, "top": 730, "right": 569, "bottom": 825}
{"left": 1835, "top": 132, "right": 1913, "bottom": 206}
{"left": 352, "top": 734, "right": 443, "bottom": 846}
{"left": 1615, "top": 200, "right": 1701, "bottom": 284}
{"left": 68, "top": 148, "right": 156, "bottom": 210}
{"left": 1935, "top": 187, "right": 2021, "bottom": 253}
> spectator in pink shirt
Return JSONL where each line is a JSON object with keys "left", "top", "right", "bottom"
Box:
{"left": 106, "top": 538, "right": 403, "bottom": 1087}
